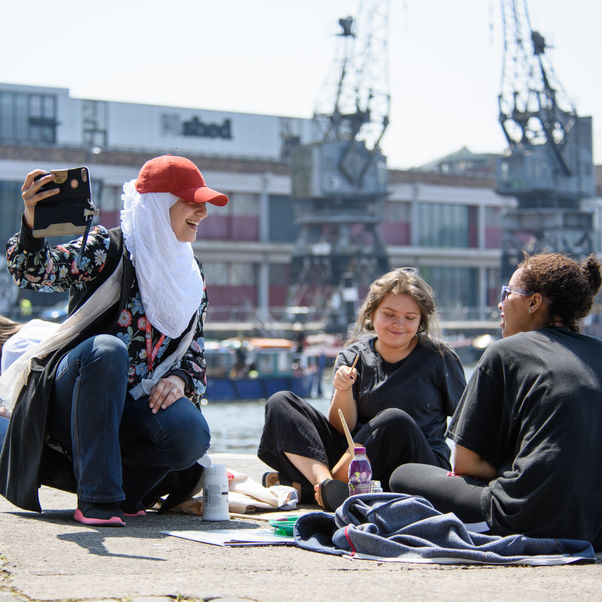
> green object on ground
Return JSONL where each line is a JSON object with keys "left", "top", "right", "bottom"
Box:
{"left": 269, "top": 516, "right": 299, "bottom": 536}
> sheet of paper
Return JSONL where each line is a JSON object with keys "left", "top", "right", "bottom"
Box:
{"left": 163, "top": 528, "right": 295, "bottom": 547}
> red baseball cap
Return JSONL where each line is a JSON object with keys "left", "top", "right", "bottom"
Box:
{"left": 135, "top": 155, "right": 229, "bottom": 206}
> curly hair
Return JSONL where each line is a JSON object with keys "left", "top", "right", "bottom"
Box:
{"left": 348, "top": 267, "right": 439, "bottom": 343}
{"left": 517, "top": 253, "right": 602, "bottom": 332}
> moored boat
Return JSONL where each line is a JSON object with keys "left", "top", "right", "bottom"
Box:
{"left": 204, "top": 337, "right": 317, "bottom": 402}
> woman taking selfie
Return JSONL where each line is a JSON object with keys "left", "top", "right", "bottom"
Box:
{"left": 0, "top": 155, "right": 228, "bottom": 526}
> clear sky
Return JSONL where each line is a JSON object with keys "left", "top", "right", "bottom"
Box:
{"left": 3, "top": 0, "right": 601, "bottom": 169}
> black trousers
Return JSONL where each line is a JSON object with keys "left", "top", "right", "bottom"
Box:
{"left": 257, "top": 391, "right": 447, "bottom": 495}
{"left": 389, "top": 463, "right": 488, "bottom": 523}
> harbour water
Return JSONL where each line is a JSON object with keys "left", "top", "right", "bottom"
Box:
{"left": 203, "top": 364, "right": 476, "bottom": 454}
{"left": 203, "top": 396, "right": 330, "bottom": 454}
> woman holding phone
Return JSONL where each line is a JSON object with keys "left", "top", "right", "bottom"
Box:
{"left": 1, "top": 155, "right": 228, "bottom": 526}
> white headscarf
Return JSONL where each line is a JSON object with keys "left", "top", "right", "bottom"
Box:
{"left": 120, "top": 179, "right": 203, "bottom": 339}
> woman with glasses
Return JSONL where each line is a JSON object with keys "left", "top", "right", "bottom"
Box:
{"left": 258, "top": 267, "right": 466, "bottom": 511}
{"left": 390, "top": 252, "right": 602, "bottom": 551}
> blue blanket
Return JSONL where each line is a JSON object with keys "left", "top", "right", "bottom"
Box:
{"left": 293, "top": 493, "right": 595, "bottom": 565}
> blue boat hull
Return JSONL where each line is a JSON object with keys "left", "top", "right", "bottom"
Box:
{"left": 205, "top": 372, "right": 315, "bottom": 402}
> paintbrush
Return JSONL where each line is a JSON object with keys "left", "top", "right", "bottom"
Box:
{"left": 338, "top": 409, "right": 356, "bottom": 457}
{"left": 341, "top": 354, "right": 360, "bottom": 453}
{"left": 337, "top": 354, "right": 359, "bottom": 456}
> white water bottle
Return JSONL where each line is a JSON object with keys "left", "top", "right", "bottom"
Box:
{"left": 202, "top": 464, "right": 230, "bottom": 521}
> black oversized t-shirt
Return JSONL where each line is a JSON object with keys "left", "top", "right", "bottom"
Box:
{"left": 336, "top": 336, "right": 466, "bottom": 466}
{"left": 448, "top": 327, "right": 602, "bottom": 549}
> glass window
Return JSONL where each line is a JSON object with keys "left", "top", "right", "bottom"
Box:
{"left": 485, "top": 206, "right": 502, "bottom": 227}
{"left": 485, "top": 206, "right": 503, "bottom": 249}
{"left": 0, "top": 181, "right": 23, "bottom": 247}
{"left": 417, "top": 202, "right": 474, "bottom": 248}
{"left": 229, "top": 192, "right": 259, "bottom": 216}
{"left": 0, "top": 94, "right": 12, "bottom": 138}
{"left": 14, "top": 94, "right": 28, "bottom": 140}
{"left": 29, "top": 123, "right": 55, "bottom": 144}
{"left": 202, "top": 262, "right": 256, "bottom": 287}
{"left": 384, "top": 200, "right": 411, "bottom": 221}
{"left": 486, "top": 266, "right": 501, "bottom": 307}
{"left": 0, "top": 91, "right": 56, "bottom": 144}
{"left": 29, "top": 94, "right": 41, "bottom": 116}
{"left": 419, "top": 266, "right": 478, "bottom": 309}
{"left": 230, "top": 263, "right": 255, "bottom": 286}
{"left": 202, "top": 262, "right": 229, "bottom": 286}
{"left": 41, "top": 95, "right": 55, "bottom": 118}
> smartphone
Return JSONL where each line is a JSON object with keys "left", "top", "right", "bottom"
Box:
{"left": 32, "top": 167, "right": 97, "bottom": 238}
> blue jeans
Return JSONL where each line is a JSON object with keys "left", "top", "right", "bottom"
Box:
{"left": 0, "top": 416, "right": 8, "bottom": 447}
{"left": 48, "top": 334, "right": 210, "bottom": 505}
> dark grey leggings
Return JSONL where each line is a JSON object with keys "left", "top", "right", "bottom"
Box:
{"left": 389, "top": 463, "right": 488, "bottom": 523}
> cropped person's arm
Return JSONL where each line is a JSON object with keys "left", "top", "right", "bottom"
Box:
{"left": 453, "top": 444, "right": 497, "bottom": 481}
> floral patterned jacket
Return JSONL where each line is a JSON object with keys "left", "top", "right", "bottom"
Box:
{"left": 6, "top": 224, "right": 208, "bottom": 406}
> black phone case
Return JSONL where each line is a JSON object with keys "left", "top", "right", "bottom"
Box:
{"left": 32, "top": 167, "right": 97, "bottom": 238}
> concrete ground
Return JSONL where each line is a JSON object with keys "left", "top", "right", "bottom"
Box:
{"left": 0, "top": 453, "right": 600, "bottom": 602}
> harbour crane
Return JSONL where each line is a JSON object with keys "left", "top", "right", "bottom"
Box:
{"left": 288, "top": 0, "right": 391, "bottom": 333}
{"left": 496, "top": 0, "right": 595, "bottom": 278}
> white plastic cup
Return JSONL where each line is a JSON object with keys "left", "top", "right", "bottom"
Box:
{"left": 202, "top": 463, "right": 230, "bottom": 521}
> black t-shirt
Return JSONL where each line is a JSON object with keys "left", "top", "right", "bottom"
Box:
{"left": 448, "top": 327, "right": 602, "bottom": 549}
{"left": 336, "top": 336, "right": 466, "bottom": 465}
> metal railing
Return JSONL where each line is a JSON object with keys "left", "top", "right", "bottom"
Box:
{"left": 202, "top": 304, "right": 601, "bottom": 339}
{"left": 205, "top": 305, "right": 501, "bottom": 329}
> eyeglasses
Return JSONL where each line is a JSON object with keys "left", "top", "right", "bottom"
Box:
{"left": 500, "top": 285, "right": 532, "bottom": 303}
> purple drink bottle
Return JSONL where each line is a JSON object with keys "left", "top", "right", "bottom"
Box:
{"left": 348, "top": 446, "right": 372, "bottom": 495}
